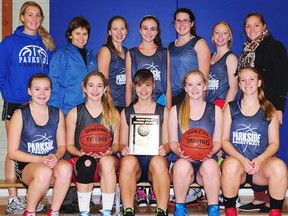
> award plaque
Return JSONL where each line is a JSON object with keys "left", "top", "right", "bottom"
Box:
{"left": 129, "top": 114, "right": 160, "bottom": 155}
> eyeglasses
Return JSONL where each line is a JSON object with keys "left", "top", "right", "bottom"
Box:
{"left": 174, "top": 19, "right": 191, "bottom": 24}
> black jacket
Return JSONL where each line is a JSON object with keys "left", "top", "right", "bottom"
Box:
{"left": 254, "top": 35, "right": 288, "bottom": 113}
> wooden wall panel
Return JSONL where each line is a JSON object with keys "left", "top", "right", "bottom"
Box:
{"left": 2, "top": 0, "right": 12, "bottom": 39}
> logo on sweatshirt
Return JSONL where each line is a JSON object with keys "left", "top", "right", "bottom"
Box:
{"left": 27, "top": 133, "right": 54, "bottom": 155}
{"left": 18, "top": 45, "right": 49, "bottom": 67}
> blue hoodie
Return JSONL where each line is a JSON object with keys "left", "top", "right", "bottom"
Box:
{"left": 0, "top": 26, "right": 53, "bottom": 104}
{"left": 49, "top": 42, "right": 97, "bottom": 115}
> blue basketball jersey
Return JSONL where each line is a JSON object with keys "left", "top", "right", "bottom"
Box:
{"left": 229, "top": 100, "right": 270, "bottom": 160}
{"left": 176, "top": 102, "right": 215, "bottom": 140}
{"left": 169, "top": 36, "right": 200, "bottom": 97}
{"left": 129, "top": 47, "right": 168, "bottom": 102}
{"left": 206, "top": 51, "right": 233, "bottom": 102}
{"left": 19, "top": 105, "right": 59, "bottom": 156}
{"left": 104, "top": 45, "right": 127, "bottom": 108}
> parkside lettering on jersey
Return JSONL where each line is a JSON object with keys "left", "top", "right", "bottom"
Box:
{"left": 232, "top": 131, "right": 261, "bottom": 146}
{"left": 27, "top": 140, "right": 54, "bottom": 154}
{"left": 116, "top": 69, "right": 126, "bottom": 85}
{"left": 208, "top": 79, "right": 219, "bottom": 91}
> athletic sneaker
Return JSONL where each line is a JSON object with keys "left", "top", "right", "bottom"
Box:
{"left": 136, "top": 187, "right": 148, "bottom": 207}
{"left": 47, "top": 209, "right": 59, "bottom": 216}
{"left": 100, "top": 209, "right": 112, "bottom": 216}
{"left": 208, "top": 205, "right": 220, "bottom": 216}
{"left": 219, "top": 193, "right": 241, "bottom": 209}
{"left": 225, "top": 207, "right": 237, "bottom": 216}
{"left": 186, "top": 188, "right": 201, "bottom": 206}
{"left": 195, "top": 188, "right": 205, "bottom": 202}
{"left": 79, "top": 211, "right": 91, "bottom": 216}
{"left": 259, "top": 205, "right": 270, "bottom": 213}
{"left": 123, "top": 208, "right": 135, "bottom": 216}
{"left": 22, "top": 210, "right": 35, "bottom": 216}
{"left": 155, "top": 207, "right": 168, "bottom": 216}
{"left": 23, "top": 196, "right": 47, "bottom": 212}
{"left": 269, "top": 209, "right": 282, "bottom": 216}
{"left": 6, "top": 197, "right": 25, "bottom": 214}
{"left": 239, "top": 201, "right": 265, "bottom": 211}
{"left": 148, "top": 187, "right": 157, "bottom": 207}
{"left": 170, "top": 188, "right": 199, "bottom": 207}
{"left": 174, "top": 203, "right": 189, "bottom": 216}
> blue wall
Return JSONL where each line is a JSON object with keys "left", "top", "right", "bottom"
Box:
{"left": 50, "top": 0, "right": 288, "bottom": 163}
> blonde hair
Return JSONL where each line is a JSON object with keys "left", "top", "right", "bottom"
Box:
{"left": 20, "top": 1, "right": 56, "bottom": 51}
{"left": 238, "top": 67, "right": 276, "bottom": 121}
{"left": 211, "top": 21, "right": 233, "bottom": 50}
{"left": 82, "top": 71, "right": 119, "bottom": 130}
{"left": 179, "top": 70, "right": 207, "bottom": 132}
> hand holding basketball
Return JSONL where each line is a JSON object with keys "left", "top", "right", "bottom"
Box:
{"left": 180, "top": 128, "right": 213, "bottom": 161}
{"left": 79, "top": 124, "right": 112, "bottom": 154}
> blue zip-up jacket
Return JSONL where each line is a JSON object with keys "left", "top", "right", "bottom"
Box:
{"left": 49, "top": 42, "right": 97, "bottom": 115}
{"left": 0, "top": 26, "right": 53, "bottom": 104}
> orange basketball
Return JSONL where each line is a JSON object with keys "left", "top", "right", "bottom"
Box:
{"left": 180, "top": 128, "right": 213, "bottom": 161}
{"left": 79, "top": 124, "right": 112, "bottom": 154}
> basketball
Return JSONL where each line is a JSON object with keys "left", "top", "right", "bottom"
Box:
{"left": 79, "top": 124, "right": 112, "bottom": 154}
{"left": 180, "top": 128, "right": 213, "bottom": 161}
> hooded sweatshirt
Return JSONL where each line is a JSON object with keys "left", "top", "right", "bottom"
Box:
{"left": 0, "top": 25, "right": 53, "bottom": 104}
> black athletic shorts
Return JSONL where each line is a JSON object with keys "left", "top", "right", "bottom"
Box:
{"left": 1, "top": 101, "right": 22, "bottom": 121}
{"left": 240, "top": 173, "right": 268, "bottom": 192}
{"left": 14, "top": 161, "right": 29, "bottom": 187}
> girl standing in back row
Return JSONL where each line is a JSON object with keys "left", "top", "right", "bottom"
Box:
{"left": 169, "top": 8, "right": 210, "bottom": 106}
{"left": 206, "top": 21, "right": 238, "bottom": 109}
{"left": 125, "top": 15, "right": 171, "bottom": 109}
{"left": 98, "top": 16, "right": 128, "bottom": 112}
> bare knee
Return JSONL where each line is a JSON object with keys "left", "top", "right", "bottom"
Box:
{"left": 200, "top": 159, "right": 220, "bottom": 178}
{"left": 120, "top": 156, "right": 138, "bottom": 174}
{"left": 173, "top": 159, "right": 193, "bottom": 178}
{"left": 34, "top": 166, "right": 53, "bottom": 185}
{"left": 149, "top": 156, "right": 168, "bottom": 174}
{"left": 99, "top": 156, "right": 116, "bottom": 175}
{"left": 268, "top": 158, "right": 287, "bottom": 180}
{"left": 54, "top": 161, "right": 72, "bottom": 181}
{"left": 221, "top": 157, "right": 242, "bottom": 177}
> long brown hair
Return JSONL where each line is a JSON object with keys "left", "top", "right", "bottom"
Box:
{"left": 82, "top": 71, "right": 119, "bottom": 130}
{"left": 238, "top": 67, "right": 275, "bottom": 120}
{"left": 179, "top": 70, "right": 207, "bottom": 132}
{"left": 104, "top": 16, "right": 128, "bottom": 55}
{"left": 20, "top": 1, "right": 56, "bottom": 51}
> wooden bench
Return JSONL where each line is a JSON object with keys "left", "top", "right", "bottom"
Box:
{"left": 0, "top": 180, "right": 251, "bottom": 215}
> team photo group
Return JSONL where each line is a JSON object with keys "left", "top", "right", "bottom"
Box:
{"left": 0, "top": 1, "right": 287, "bottom": 216}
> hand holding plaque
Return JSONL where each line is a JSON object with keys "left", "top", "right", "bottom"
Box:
{"left": 129, "top": 114, "right": 160, "bottom": 155}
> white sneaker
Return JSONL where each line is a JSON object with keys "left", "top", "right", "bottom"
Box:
{"left": 23, "top": 196, "right": 47, "bottom": 212}
{"left": 6, "top": 197, "right": 25, "bottom": 214}
{"left": 186, "top": 188, "right": 200, "bottom": 206}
